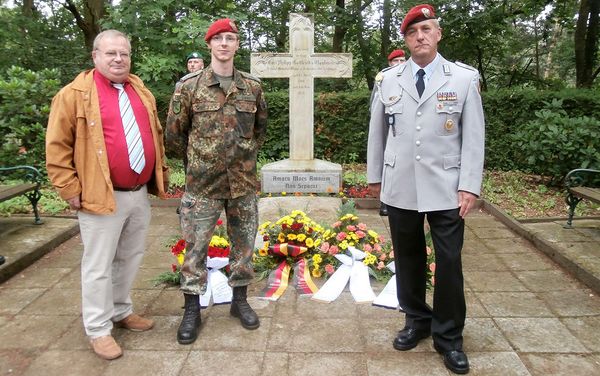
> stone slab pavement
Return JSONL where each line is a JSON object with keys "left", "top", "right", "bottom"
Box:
{"left": 1, "top": 198, "right": 599, "bottom": 375}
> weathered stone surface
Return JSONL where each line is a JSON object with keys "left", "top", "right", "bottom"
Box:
{"left": 494, "top": 317, "right": 588, "bottom": 353}
{"left": 1, "top": 205, "right": 599, "bottom": 375}
{"left": 258, "top": 196, "right": 342, "bottom": 225}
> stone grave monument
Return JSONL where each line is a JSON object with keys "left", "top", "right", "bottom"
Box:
{"left": 251, "top": 13, "right": 352, "bottom": 194}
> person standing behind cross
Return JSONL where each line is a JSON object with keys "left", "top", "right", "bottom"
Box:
{"left": 388, "top": 49, "right": 407, "bottom": 66}
{"left": 45, "top": 29, "right": 169, "bottom": 360}
{"left": 166, "top": 18, "right": 268, "bottom": 345}
{"left": 367, "top": 4, "right": 485, "bottom": 374}
{"left": 186, "top": 51, "right": 204, "bottom": 73}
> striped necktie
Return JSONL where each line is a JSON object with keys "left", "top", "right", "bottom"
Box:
{"left": 112, "top": 83, "right": 145, "bottom": 174}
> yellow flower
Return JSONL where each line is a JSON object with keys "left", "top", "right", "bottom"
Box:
{"left": 297, "top": 233, "right": 307, "bottom": 242}
{"left": 281, "top": 191, "right": 287, "bottom": 196}
{"left": 177, "top": 253, "right": 185, "bottom": 265}
{"left": 306, "top": 237, "right": 315, "bottom": 248}
{"left": 339, "top": 240, "right": 349, "bottom": 250}
{"left": 312, "top": 267, "right": 322, "bottom": 278}
{"left": 368, "top": 230, "right": 379, "bottom": 240}
{"left": 312, "top": 254, "right": 322, "bottom": 263}
{"left": 291, "top": 210, "right": 307, "bottom": 217}
{"left": 363, "top": 252, "right": 377, "bottom": 265}
{"left": 258, "top": 248, "right": 268, "bottom": 256}
{"left": 277, "top": 233, "right": 286, "bottom": 243}
{"left": 287, "top": 233, "right": 297, "bottom": 241}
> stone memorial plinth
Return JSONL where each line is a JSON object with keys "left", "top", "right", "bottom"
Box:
{"left": 251, "top": 13, "right": 352, "bottom": 193}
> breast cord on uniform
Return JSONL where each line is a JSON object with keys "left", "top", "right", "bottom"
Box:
{"left": 376, "top": 79, "right": 403, "bottom": 107}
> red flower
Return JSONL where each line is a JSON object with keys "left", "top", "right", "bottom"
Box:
{"left": 217, "top": 218, "right": 223, "bottom": 226}
{"left": 171, "top": 264, "right": 178, "bottom": 272}
{"left": 171, "top": 239, "right": 186, "bottom": 256}
{"left": 282, "top": 223, "right": 288, "bottom": 230}
{"left": 291, "top": 222, "right": 303, "bottom": 231}
{"left": 263, "top": 235, "right": 269, "bottom": 241}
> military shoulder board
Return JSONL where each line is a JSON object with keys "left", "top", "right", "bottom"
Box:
{"left": 455, "top": 61, "right": 477, "bottom": 72}
{"left": 179, "top": 70, "right": 202, "bottom": 83}
{"left": 240, "top": 71, "right": 262, "bottom": 83}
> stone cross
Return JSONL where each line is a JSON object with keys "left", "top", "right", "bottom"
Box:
{"left": 251, "top": 13, "right": 352, "bottom": 161}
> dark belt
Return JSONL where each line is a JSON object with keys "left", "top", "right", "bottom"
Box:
{"left": 113, "top": 184, "right": 145, "bottom": 192}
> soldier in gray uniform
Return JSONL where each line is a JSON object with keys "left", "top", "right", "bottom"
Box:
{"left": 166, "top": 18, "right": 267, "bottom": 345}
{"left": 367, "top": 4, "right": 485, "bottom": 374}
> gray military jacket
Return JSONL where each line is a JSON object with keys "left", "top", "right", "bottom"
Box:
{"left": 367, "top": 54, "right": 485, "bottom": 212}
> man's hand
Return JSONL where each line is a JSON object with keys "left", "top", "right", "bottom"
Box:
{"left": 66, "top": 196, "right": 81, "bottom": 211}
{"left": 458, "top": 191, "right": 478, "bottom": 218}
{"left": 368, "top": 183, "right": 381, "bottom": 199}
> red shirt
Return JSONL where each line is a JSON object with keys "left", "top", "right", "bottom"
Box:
{"left": 94, "top": 71, "right": 156, "bottom": 188}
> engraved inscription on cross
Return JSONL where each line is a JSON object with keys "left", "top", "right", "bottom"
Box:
{"left": 251, "top": 13, "right": 352, "bottom": 161}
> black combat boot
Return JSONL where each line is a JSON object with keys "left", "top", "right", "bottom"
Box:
{"left": 177, "top": 293, "right": 201, "bottom": 344}
{"left": 230, "top": 286, "right": 260, "bottom": 330}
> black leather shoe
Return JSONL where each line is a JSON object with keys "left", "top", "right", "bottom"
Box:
{"left": 393, "top": 327, "right": 431, "bottom": 351}
{"left": 0, "top": 255, "right": 5, "bottom": 266}
{"left": 379, "top": 202, "right": 388, "bottom": 216}
{"left": 177, "top": 294, "right": 201, "bottom": 344}
{"left": 434, "top": 343, "right": 470, "bottom": 374}
{"left": 231, "top": 286, "right": 260, "bottom": 330}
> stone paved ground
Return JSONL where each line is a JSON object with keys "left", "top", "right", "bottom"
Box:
{"left": 1, "top": 199, "right": 599, "bottom": 375}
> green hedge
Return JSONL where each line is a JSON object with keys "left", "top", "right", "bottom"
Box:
{"left": 258, "top": 88, "right": 600, "bottom": 178}
{"left": 1, "top": 67, "right": 598, "bottom": 183}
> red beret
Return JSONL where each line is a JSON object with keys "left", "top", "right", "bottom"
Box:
{"left": 205, "top": 18, "right": 239, "bottom": 42}
{"left": 387, "top": 49, "right": 405, "bottom": 61}
{"left": 400, "top": 4, "right": 436, "bottom": 35}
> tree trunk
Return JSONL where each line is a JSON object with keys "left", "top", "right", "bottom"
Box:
{"left": 380, "top": 0, "right": 392, "bottom": 60}
{"left": 353, "top": 0, "right": 375, "bottom": 89}
{"left": 63, "top": 0, "right": 108, "bottom": 51}
{"left": 21, "top": 0, "right": 36, "bottom": 17}
{"left": 332, "top": 0, "right": 347, "bottom": 52}
{"left": 575, "top": 0, "right": 600, "bottom": 88}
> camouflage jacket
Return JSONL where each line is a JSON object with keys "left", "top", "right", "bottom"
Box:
{"left": 166, "top": 66, "right": 268, "bottom": 199}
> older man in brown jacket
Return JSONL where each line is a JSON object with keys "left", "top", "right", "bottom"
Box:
{"left": 46, "top": 29, "right": 169, "bottom": 360}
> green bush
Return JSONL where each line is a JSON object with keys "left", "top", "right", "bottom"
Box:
{"left": 483, "top": 88, "right": 600, "bottom": 171}
{"left": 511, "top": 99, "right": 600, "bottom": 184}
{"left": 0, "top": 67, "right": 61, "bottom": 174}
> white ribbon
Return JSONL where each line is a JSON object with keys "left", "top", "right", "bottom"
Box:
{"left": 312, "top": 246, "right": 376, "bottom": 303}
{"left": 372, "top": 262, "right": 401, "bottom": 309}
{"left": 200, "top": 257, "right": 233, "bottom": 307}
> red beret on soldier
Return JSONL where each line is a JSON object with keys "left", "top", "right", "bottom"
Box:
{"left": 400, "top": 4, "right": 436, "bottom": 34}
{"left": 204, "top": 18, "right": 239, "bottom": 42}
{"left": 387, "top": 49, "right": 405, "bottom": 62}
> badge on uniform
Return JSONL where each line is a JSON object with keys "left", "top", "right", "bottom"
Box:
{"left": 172, "top": 94, "right": 181, "bottom": 114}
{"left": 385, "top": 113, "right": 396, "bottom": 136}
{"left": 437, "top": 91, "right": 458, "bottom": 101}
{"left": 375, "top": 72, "right": 384, "bottom": 83}
{"left": 444, "top": 119, "right": 455, "bottom": 131}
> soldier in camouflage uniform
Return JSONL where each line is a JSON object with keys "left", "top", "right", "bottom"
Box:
{"left": 166, "top": 18, "right": 267, "bottom": 345}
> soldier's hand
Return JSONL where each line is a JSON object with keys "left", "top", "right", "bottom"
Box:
{"left": 458, "top": 191, "right": 478, "bottom": 218}
{"left": 368, "top": 183, "right": 381, "bottom": 199}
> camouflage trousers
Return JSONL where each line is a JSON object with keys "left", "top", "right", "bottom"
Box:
{"left": 179, "top": 192, "right": 258, "bottom": 295}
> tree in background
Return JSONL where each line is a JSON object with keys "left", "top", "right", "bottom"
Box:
{"left": 575, "top": 0, "right": 600, "bottom": 88}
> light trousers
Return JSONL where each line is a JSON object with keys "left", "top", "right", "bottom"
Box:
{"left": 78, "top": 186, "right": 151, "bottom": 338}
